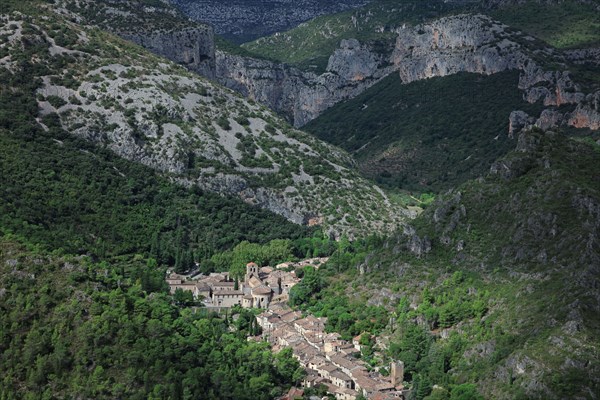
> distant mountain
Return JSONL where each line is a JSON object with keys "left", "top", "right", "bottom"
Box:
{"left": 170, "top": 0, "right": 370, "bottom": 43}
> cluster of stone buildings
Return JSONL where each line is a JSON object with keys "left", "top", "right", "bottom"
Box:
{"left": 166, "top": 262, "right": 300, "bottom": 309}
{"left": 257, "top": 303, "right": 405, "bottom": 400}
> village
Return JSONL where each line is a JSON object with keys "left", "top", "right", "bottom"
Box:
{"left": 256, "top": 301, "right": 406, "bottom": 400}
{"left": 165, "top": 258, "right": 329, "bottom": 309}
{"left": 166, "top": 261, "right": 406, "bottom": 400}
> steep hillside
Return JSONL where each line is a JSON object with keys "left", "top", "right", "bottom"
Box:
{"left": 0, "top": 104, "right": 312, "bottom": 262}
{"left": 54, "top": 0, "right": 217, "bottom": 77}
{"left": 296, "top": 129, "right": 600, "bottom": 399}
{"left": 303, "top": 71, "right": 547, "bottom": 192}
{"left": 170, "top": 0, "right": 370, "bottom": 44}
{"left": 48, "top": 0, "right": 600, "bottom": 135}
{"left": 0, "top": 5, "right": 408, "bottom": 238}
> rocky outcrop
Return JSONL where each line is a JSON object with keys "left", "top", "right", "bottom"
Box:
{"left": 54, "top": 0, "right": 217, "bottom": 77}
{"left": 387, "top": 14, "right": 598, "bottom": 133}
{"left": 568, "top": 92, "right": 600, "bottom": 130}
{"left": 120, "top": 27, "right": 216, "bottom": 78}
{"left": 214, "top": 38, "right": 395, "bottom": 127}
{"left": 508, "top": 90, "right": 600, "bottom": 136}
{"left": 563, "top": 47, "right": 600, "bottom": 66}
{"left": 519, "top": 64, "right": 585, "bottom": 106}
{"left": 391, "top": 14, "right": 528, "bottom": 83}
{"left": 509, "top": 110, "right": 535, "bottom": 138}
{"left": 59, "top": 1, "right": 599, "bottom": 133}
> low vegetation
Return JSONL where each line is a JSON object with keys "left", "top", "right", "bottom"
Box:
{"left": 242, "top": 0, "right": 462, "bottom": 72}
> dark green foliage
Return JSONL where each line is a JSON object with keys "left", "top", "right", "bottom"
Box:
{"left": 304, "top": 71, "right": 545, "bottom": 192}
{"left": 288, "top": 266, "right": 325, "bottom": 307}
{"left": 0, "top": 238, "right": 300, "bottom": 399}
{"left": 45, "top": 95, "right": 66, "bottom": 108}
{"left": 325, "top": 130, "right": 600, "bottom": 398}
{"left": 491, "top": 0, "right": 600, "bottom": 50}
{"left": 449, "top": 384, "right": 484, "bottom": 400}
{"left": 0, "top": 31, "right": 311, "bottom": 264}
{"left": 243, "top": 0, "right": 467, "bottom": 72}
{"left": 0, "top": 123, "right": 311, "bottom": 262}
{"left": 289, "top": 267, "right": 388, "bottom": 341}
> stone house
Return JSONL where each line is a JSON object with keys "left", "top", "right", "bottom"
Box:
{"left": 330, "top": 369, "right": 354, "bottom": 390}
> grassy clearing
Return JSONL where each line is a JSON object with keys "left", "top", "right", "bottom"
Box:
{"left": 491, "top": 0, "right": 600, "bottom": 49}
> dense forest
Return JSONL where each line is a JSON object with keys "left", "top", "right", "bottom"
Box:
{"left": 1, "top": 0, "right": 599, "bottom": 399}
{"left": 0, "top": 238, "right": 303, "bottom": 399}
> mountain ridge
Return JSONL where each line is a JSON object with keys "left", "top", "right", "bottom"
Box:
{"left": 0, "top": 4, "right": 408, "bottom": 238}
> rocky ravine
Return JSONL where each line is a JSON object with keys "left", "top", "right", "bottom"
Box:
{"left": 215, "top": 38, "right": 396, "bottom": 127}
{"left": 0, "top": 11, "right": 409, "bottom": 237}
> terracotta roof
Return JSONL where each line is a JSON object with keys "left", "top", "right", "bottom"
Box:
{"left": 252, "top": 286, "right": 272, "bottom": 295}
{"left": 329, "top": 355, "right": 359, "bottom": 371}
{"left": 308, "top": 355, "right": 327, "bottom": 367}
{"left": 246, "top": 262, "right": 258, "bottom": 267}
{"left": 330, "top": 369, "right": 352, "bottom": 381}
{"left": 248, "top": 275, "right": 263, "bottom": 288}
{"left": 320, "top": 363, "right": 338, "bottom": 373}
{"left": 280, "top": 311, "right": 301, "bottom": 323}
{"left": 285, "top": 387, "right": 304, "bottom": 400}
{"left": 351, "top": 372, "right": 379, "bottom": 391}
{"left": 375, "top": 382, "right": 395, "bottom": 391}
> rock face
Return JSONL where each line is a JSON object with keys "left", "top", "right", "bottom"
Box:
{"left": 509, "top": 110, "right": 535, "bottom": 138}
{"left": 389, "top": 14, "right": 599, "bottom": 133}
{"left": 214, "top": 13, "right": 599, "bottom": 131}
{"left": 120, "top": 27, "right": 216, "bottom": 78}
{"left": 214, "top": 39, "right": 395, "bottom": 127}
{"left": 170, "top": 0, "right": 369, "bottom": 43}
{"left": 391, "top": 14, "right": 528, "bottom": 83}
{"left": 59, "top": 1, "right": 600, "bottom": 133}
{"left": 55, "top": 0, "right": 217, "bottom": 77}
{"left": 568, "top": 92, "right": 600, "bottom": 130}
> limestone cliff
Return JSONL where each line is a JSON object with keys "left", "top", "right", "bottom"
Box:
{"left": 120, "top": 27, "right": 216, "bottom": 78}
{"left": 58, "top": 1, "right": 599, "bottom": 134}
{"left": 215, "top": 13, "right": 599, "bottom": 132}
{"left": 215, "top": 39, "right": 394, "bottom": 127}
{"left": 389, "top": 14, "right": 599, "bottom": 132}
